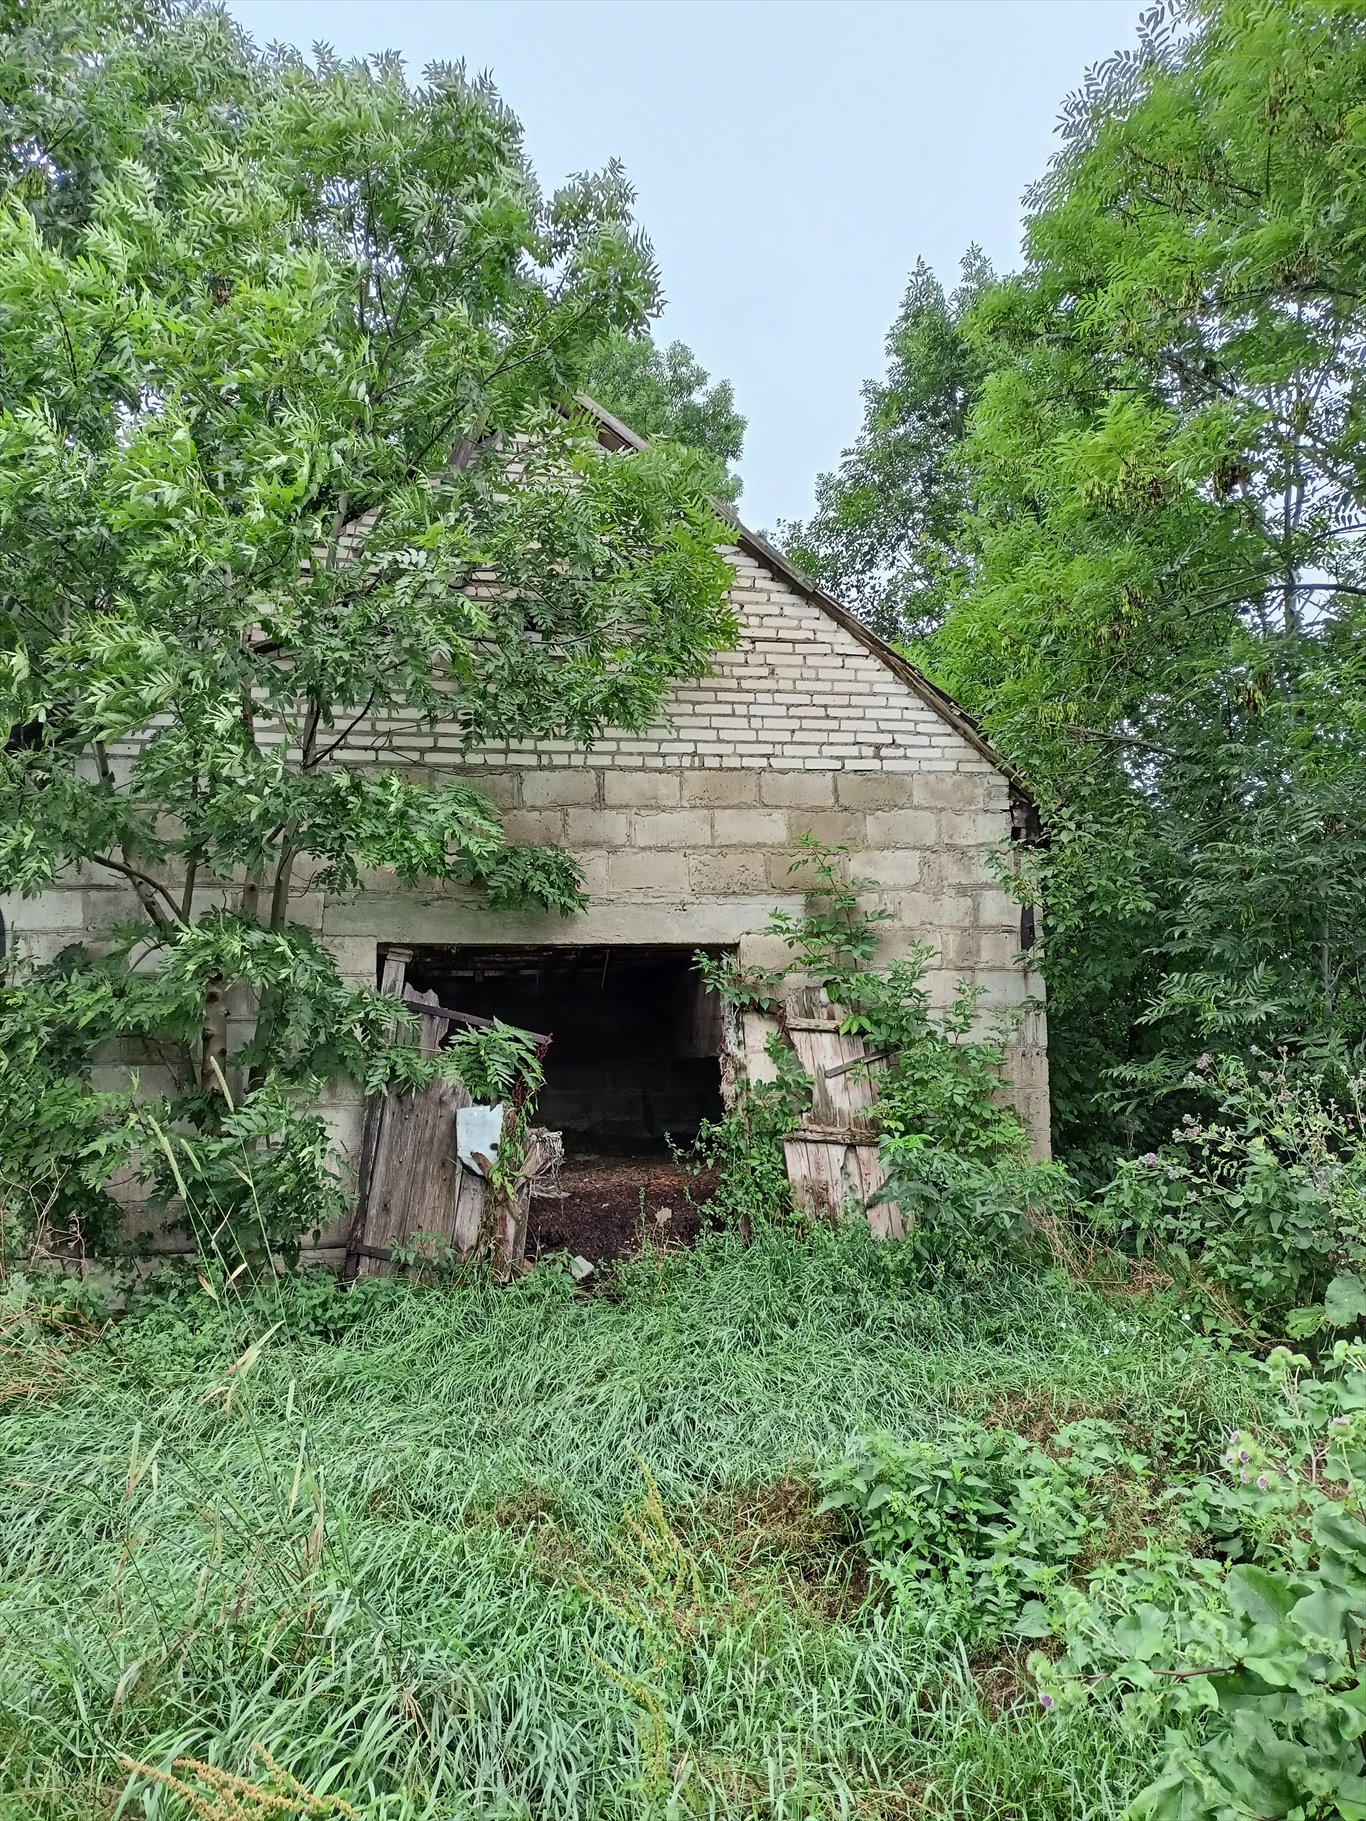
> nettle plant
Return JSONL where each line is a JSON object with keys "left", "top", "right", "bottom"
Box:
{"left": 818, "top": 1418, "right": 1144, "bottom": 1646}
{"left": 0, "top": 7, "right": 733, "bottom": 1260}
{"left": 693, "top": 837, "right": 1055, "bottom": 1254}
{"left": 1038, "top": 1342, "right": 1366, "bottom": 1821}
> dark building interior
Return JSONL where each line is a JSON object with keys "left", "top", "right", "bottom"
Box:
{"left": 397, "top": 943, "right": 728, "bottom": 1151}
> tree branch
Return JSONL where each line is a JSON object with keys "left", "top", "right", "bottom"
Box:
{"left": 84, "top": 853, "right": 184, "bottom": 925}
{"left": 305, "top": 688, "right": 377, "bottom": 771}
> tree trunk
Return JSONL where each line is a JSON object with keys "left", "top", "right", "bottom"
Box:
{"left": 239, "top": 863, "right": 262, "bottom": 920}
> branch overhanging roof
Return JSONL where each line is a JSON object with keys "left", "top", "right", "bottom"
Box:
{"left": 571, "top": 394, "right": 1023, "bottom": 790}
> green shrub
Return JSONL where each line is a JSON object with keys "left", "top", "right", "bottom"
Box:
{"left": 1037, "top": 1341, "right": 1366, "bottom": 1821}
{"left": 879, "top": 1148, "right": 1079, "bottom": 1280}
{"left": 0, "top": 941, "right": 547, "bottom": 1269}
{"left": 818, "top": 1417, "right": 1142, "bottom": 1644}
{"left": 1094, "top": 1057, "right": 1366, "bottom": 1334}
{"left": 693, "top": 838, "right": 1046, "bottom": 1254}
{"left": 689, "top": 1055, "right": 805, "bottom": 1236}
{"left": 844, "top": 953, "right": 1028, "bottom": 1165}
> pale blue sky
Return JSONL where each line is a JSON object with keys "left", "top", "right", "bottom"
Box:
{"left": 226, "top": 0, "right": 1141, "bottom": 529}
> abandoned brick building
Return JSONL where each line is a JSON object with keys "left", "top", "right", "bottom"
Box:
{"left": 3, "top": 399, "right": 1047, "bottom": 1263}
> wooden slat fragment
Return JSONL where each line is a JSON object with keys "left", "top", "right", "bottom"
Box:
{"left": 783, "top": 1136, "right": 902, "bottom": 1239}
{"left": 400, "top": 992, "right": 549, "bottom": 1045}
{"left": 824, "top": 1049, "right": 893, "bottom": 1080}
{"left": 789, "top": 1018, "right": 878, "bottom": 1137}
{"left": 783, "top": 1137, "right": 845, "bottom": 1219}
{"left": 778, "top": 975, "right": 902, "bottom": 1236}
{"left": 719, "top": 1000, "right": 743, "bottom": 1110}
{"left": 491, "top": 1126, "right": 562, "bottom": 1282}
{"left": 854, "top": 1146, "right": 904, "bottom": 1241}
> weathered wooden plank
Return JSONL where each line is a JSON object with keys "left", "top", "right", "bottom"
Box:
{"left": 783, "top": 1137, "right": 846, "bottom": 1219}
{"left": 825, "top": 1048, "right": 893, "bottom": 1080}
{"left": 782, "top": 1135, "right": 904, "bottom": 1240}
{"left": 718, "top": 999, "right": 743, "bottom": 1110}
{"left": 357, "top": 990, "right": 473, "bottom": 1277}
{"left": 347, "top": 1242, "right": 398, "bottom": 1264}
{"left": 789, "top": 1021, "right": 878, "bottom": 1137}
{"left": 345, "top": 947, "right": 412, "bottom": 1280}
{"left": 400, "top": 992, "right": 549, "bottom": 1045}
{"left": 448, "top": 1158, "right": 487, "bottom": 1262}
{"left": 784, "top": 981, "right": 832, "bottom": 1023}
{"left": 490, "top": 1127, "right": 562, "bottom": 1283}
{"left": 854, "top": 1145, "right": 905, "bottom": 1241}
{"left": 350, "top": 967, "right": 567, "bottom": 1279}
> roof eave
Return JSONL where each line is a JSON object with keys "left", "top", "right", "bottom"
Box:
{"left": 720, "top": 513, "right": 1023, "bottom": 789}
{"left": 567, "top": 392, "right": 1027, "bottom": 794}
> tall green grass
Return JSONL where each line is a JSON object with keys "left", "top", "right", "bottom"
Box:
{"left": 0, "top": 1224, "right": 1258, "bottom": 1819}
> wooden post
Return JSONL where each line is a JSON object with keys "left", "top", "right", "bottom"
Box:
{"left": 343, "top": 947, "right": 411, "bottom": 1280}
{"left": 491, "top": 1127, "right": 562, "bottom": 1282}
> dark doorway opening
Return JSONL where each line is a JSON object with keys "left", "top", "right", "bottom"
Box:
{"left": 392, "top": 944, "right": 730, "bottom": 1262}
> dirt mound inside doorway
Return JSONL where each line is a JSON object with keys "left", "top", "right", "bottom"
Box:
{"left": 527, "top": 1150, "right": 720, "bottom": 1265}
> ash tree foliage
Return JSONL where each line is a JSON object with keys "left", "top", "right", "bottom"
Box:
{"left": 793, "top": 0, "right": 1366, "bottom": 1179}
{"left": 937, "top": 0, "right": 1366, "bottom": 1168}
{"left": 0, "top": 0, "right": 734, "bottom": 1256}
{"left": 579, "top": 327, "right": 747, "bottom": 503}
{"left": 779, "top": 249, "right": 997, "bottom": 642}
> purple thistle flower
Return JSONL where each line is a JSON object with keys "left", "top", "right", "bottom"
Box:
{"left": 1142, "top": 1152, "right": 1158, "bottom": 1167}
{"left": 1238, "top": 1449, "right": 1249, "bottom": 1463}
{"left": 1039, "top": 1693, "right": 1054, "bottom": 1710}
{"left": 1331, "top": 1416, "right": 1351, "bottom": 1430}
{"left": 1228, "top": 1431, "right": 1241, "bottom": 1446}
{"left": 1256, "top": 1475, "right": 1270, "bottom": 1491}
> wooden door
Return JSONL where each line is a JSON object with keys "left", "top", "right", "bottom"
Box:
{"left": 779, "top": 983, "right": 903, "bottom": 1239}
{"left": 350, "top": 984, "right": 486, "bottom": 1276}
{"left": 345, "top": 950, "right": 559, "bottom": 1280}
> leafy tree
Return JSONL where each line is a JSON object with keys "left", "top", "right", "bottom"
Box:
{"left": 579, "top": 329, "right": 746, "bottom": 501}
{"left": 924, "top": 0, "right": 1366, "bottom": 1167}
{"left": 0, "top": 2, "right": 734, "bottom": 1255}
{"left": 779, "top": 250, "right": 997, "bottom": 642}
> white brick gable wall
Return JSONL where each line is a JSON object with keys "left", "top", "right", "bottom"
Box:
{"left": 335, "top": 546, "right": 999, "bottom": 776}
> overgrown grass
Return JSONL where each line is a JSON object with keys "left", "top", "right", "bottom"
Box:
{"left": 0, "top": 1223, "right": 1260, "bottom": 1819}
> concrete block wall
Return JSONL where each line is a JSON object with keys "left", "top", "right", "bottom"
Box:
{"left": 314, "top": 546, "right": 1049, "bottom": 1160}
{"left": 1, "top": 541, "right": 1050, "bottom": 1252}
{"left": 311, "top": 753, "right": 1048, "bottom": 1166}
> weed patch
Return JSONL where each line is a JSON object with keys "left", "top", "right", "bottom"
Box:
{"left": 0, "top": 1223, "right": 1261, "bottom": 1818}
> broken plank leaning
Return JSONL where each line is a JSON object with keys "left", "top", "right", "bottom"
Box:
{"left": 780, "top": 982, "right": 903, "bottom": 1238}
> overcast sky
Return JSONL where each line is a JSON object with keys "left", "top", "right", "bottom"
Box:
{"left": 225, "top": 0, "right": 1141, "bottom": 530}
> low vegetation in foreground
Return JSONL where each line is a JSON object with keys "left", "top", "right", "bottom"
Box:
{"left": 1, "top": 1224, "right": 1261, "bottom": 1821}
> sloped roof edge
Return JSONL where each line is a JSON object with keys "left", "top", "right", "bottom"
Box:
{"left": 570, "top": 393, "right": 1023, "bottom": 790}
